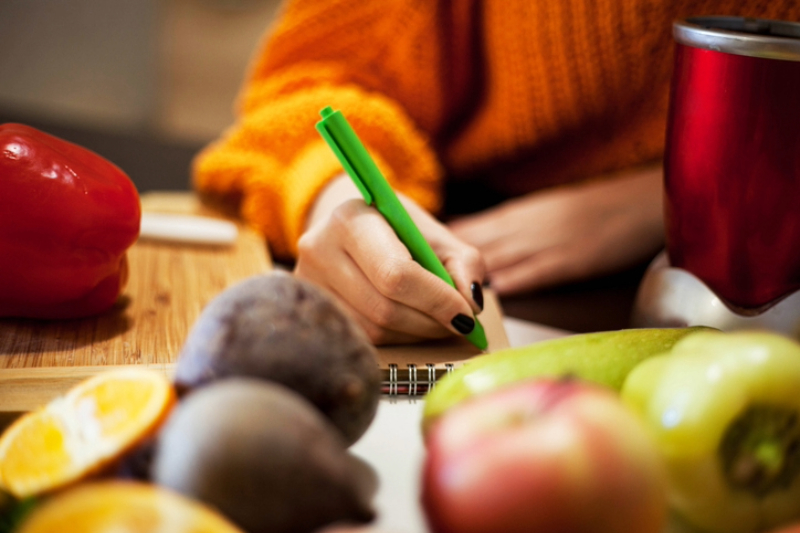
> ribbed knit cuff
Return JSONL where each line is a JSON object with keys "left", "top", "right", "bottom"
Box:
{"left": 194, "top": 85, "right": 443, "bottom": 260}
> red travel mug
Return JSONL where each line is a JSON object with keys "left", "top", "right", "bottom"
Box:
{"left": 665, "top": 17, "right": 800, "bottom": 311}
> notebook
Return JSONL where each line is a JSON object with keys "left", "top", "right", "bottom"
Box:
{"left": 375, "top": 289, "right": 510, "bottom": 397}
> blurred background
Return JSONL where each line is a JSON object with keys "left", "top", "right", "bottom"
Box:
{"left": 0, "top": 0, "right": 284, "bottom": 191}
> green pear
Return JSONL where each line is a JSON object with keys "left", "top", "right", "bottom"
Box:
{"left": 422, "top": 327, "right": 711, "bottom": 434}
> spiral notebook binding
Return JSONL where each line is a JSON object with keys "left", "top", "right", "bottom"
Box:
{"left": 383, "top": 362, "right": 458, "bottom": 397}
{"left": 387, "top": 364, "right": 398, "bottom": 397}
{"left": 426, "top": 363, "right": 436, "bottom": 391}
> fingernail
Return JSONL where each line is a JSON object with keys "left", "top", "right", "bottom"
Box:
{"left": 451, "top": 314, "right": 475, "bottom": 335}
{"left": 471, "top": 282, "right": 484, "bottom": 311}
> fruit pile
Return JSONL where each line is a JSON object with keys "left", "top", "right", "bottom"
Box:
{"left": 421, "top": 328, "right": 800, "bottom": 533}
{"left": 0, "top": 272, "right": 382, "bottom": 533}
{"left": 3, "top": 269, "right": 800, "bottom": 533}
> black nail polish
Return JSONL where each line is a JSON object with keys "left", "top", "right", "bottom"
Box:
{"left": 451, "top": 314, "right": 475, "bottom": 335}
{"left": 471, "top": 282, "right": 484, "bottom": 311}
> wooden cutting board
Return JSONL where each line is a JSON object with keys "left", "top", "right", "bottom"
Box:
{"left": 0, "top": 192, "right": 271, "bottom": 421}
{"left": 0, "top": 192, "right": 507, "bottom": 422}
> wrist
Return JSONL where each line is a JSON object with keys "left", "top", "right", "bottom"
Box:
{"left": 305, "top": 173, "right": 360, "bottom": 231}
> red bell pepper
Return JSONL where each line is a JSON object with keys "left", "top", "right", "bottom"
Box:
{"left": 0, "top": 123, "right": 140, "bottom": 319}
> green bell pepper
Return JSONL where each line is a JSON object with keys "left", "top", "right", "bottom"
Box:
{"left": 621, "top": 330, "right": 800, "bottom": 533}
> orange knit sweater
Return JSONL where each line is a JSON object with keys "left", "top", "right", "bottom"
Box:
{"left": 193, "top": 0, "right": 799, "bottom": 260}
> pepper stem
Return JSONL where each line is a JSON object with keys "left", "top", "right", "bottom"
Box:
{"left": 720, "top": 405, "right": 800, "bottom": 496}
{"left": 754, "top": 440, "right": 784, "bottom": 478}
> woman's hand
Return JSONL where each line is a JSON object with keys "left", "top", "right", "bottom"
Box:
{"left": 295, "top": 175, "right": 484, "bottom": 345}
{"left": 448, "top": 167, "right": 664, "bottom": 296}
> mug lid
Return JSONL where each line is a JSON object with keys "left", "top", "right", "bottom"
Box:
{"left": 674, "top": 16, "right": 800, "bottom": 61}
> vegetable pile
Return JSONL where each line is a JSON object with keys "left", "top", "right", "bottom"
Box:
{"left": 0, "top": 272, "right": 381, "bottom": 533}
{"left": 422, "top": 328, "right": 800, "bottom": 533}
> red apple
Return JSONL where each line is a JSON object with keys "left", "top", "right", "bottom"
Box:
{"left": 421, "top": 378, "right": 667, "bottom": 533}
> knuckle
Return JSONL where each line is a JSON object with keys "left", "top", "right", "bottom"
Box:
{"left": 373, "top": 258, "right": 409, "bottom": 297}
{"left": 366, "top": 296, "right": 398, "bottom": 328}
{"left": 436, "top": 291, "right": 467, "bottom": 322}
{"left": 434, "top": 301, "right": 460, "bottom": 324}
{"left": 330, "top": 201, "right": 360, "bottom": 227}
{"left": 463, "top": 245, "right": 485, "bottom": 273}
{"left": 296, "top": 233, "right": 326, "bottom": 271}
{"left": 296, "top": 232, "right": 316, "bottom": 257}
{"left": 327, "top": 207, "right": 351, "bottom": 235}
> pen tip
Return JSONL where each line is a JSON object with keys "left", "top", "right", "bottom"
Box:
{"left": 468, "top": 321, "right": 488, "bottom": 351}
{"left": 320, "top": 106, "right": 335, "bottom": 118}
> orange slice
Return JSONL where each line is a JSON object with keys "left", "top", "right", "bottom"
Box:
{"left": 16, "top": 481, "right": 244, "bottom": 533}
{"left": 0, "top": 368, "right": 175, "bottom": 498}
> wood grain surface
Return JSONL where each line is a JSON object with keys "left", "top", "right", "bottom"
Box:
{"left": 0, "top": 192, "right": 271, "bottom": 418}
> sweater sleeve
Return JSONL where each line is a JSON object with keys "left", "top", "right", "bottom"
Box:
{"left": 192, "top": 0, "right": 452, "bottom": 260}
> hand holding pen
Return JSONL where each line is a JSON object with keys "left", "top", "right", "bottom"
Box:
{"left": 293, "top": 108, "right": 486, "bottom": 348}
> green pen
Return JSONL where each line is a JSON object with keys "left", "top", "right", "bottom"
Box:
{"left": 316, "top": 106, "right": 487, "bottom": 351}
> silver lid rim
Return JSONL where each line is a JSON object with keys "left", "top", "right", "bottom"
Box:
{"left": 674, "top": 16, "right": 800, "bottom": 61}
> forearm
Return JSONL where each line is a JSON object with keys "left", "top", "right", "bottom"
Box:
{"left": 593, "top": 164, "right": 664, "bottom": 233}
{"left": 584, "top": 164, "right": 665, "bottom": 251}
{"left": 449, "top": 164, "right": 666, "bottom": 295}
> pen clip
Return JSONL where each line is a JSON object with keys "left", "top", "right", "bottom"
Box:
{"left": 316, "top": 106, "right": 374, "bottom": 205}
